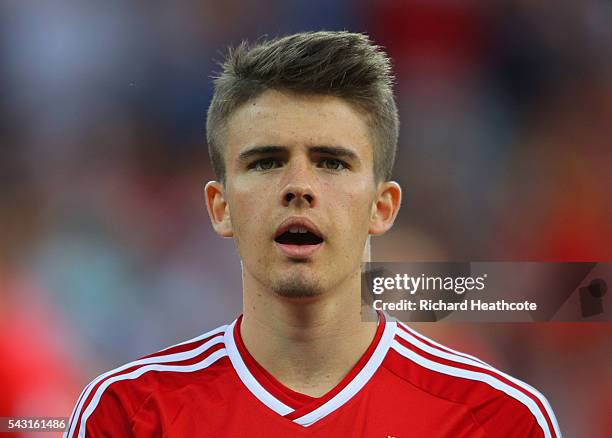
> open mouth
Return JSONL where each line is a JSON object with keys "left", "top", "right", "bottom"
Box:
{"left": 273, "top": 219, "right": 324, "bottom": 258}
{"left": 274, "top": 227, "right": 324, "bottom": 246}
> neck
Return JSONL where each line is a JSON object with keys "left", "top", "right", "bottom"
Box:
{"left": 240, "top": 269, "right": 378, "bottom": 397}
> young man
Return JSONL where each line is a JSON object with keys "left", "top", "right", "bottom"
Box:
{"left": 65, "top": 31, "right": 560, "bottom": 437}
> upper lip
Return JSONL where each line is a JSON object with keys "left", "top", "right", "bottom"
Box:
{"left": 274, "top": 217, "right": 324, "bottom": 241}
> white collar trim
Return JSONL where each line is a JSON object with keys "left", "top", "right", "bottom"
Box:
{"left": 224, "top": 318, "right": 397, "bottom": 427}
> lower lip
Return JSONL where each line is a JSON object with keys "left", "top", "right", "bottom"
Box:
{"left": 274, "top": 242, "right": 323, "bottom": 259}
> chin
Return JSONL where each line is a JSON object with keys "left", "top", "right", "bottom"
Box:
{"left": 270, "top": 272, "right": 324, "bottom": 299}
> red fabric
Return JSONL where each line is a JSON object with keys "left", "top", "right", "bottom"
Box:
{"left": 66, "top": 320, "right": 555, "bottom": 437}
{"left": 232, "top": 316, "right": 314, "bottom": 409}
{"left": 232, "top": 311, "right": 386, "bottom": 417}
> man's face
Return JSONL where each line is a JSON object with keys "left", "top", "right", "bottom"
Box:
{"left": 216, "top": 90, "right": 382, "bottom": 298}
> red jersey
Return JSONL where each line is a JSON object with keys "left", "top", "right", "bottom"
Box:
{"left": 65, "top": 313, "right": 560, "bottom": 437}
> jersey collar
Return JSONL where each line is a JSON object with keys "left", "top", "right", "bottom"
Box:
{"left": 223, "top": 311, "right": 397, "bottom": 427}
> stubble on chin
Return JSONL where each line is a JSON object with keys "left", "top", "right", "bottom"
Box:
{"left": 271, "top": 274, "right": 324, "bottom": 299}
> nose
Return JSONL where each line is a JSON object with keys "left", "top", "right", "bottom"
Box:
{"left": 283, "top": 188, "right": 314, "bottom": 206}
{"left": 280, "top": 161, "right": 316, "bottom": 208}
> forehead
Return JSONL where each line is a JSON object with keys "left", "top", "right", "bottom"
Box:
{"left": 223, "top": 90, "right": 373, "bottom": 159}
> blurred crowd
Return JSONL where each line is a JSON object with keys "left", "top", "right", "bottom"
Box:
{"left": 1, "top": 1, "right": 610, "bottom": 436}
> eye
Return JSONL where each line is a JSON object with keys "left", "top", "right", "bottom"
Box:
{"left": 250, "top": 158, "right": 282, "bottom": 171}
{"left": 319, "top": 158, "right": 348, "bottom": 171}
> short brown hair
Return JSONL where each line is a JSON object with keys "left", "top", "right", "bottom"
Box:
{"left": 206, "top": 31, "right": 399, "bottom": 182}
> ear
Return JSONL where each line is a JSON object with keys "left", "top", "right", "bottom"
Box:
{"left": 369, "top": 181, "right": 402, "bottom": 235}
{"left": 205, "top": 181, "right": 233, "bottom": 237}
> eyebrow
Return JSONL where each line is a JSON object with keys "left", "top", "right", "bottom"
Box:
{"left": 238, "top": 146, "right": 286, "bottom": 162}
{"left": 237, "top": 145, "right": 359, "bottom": 162}
{"left": 309, "top": 146, "right": 359, "bottom": 162}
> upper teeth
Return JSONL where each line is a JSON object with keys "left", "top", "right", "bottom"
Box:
{"left": 289, "top": 227, "right": 308, "bottom": 234}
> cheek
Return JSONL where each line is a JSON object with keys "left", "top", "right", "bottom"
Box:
{"left": 227, "top": 186, "right": 269, "bottom": 248}
{"left": 324, "top": 181, "right": 375, "bottom": 234}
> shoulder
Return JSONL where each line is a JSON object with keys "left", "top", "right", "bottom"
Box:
{"left": 64, "top": 324, "right": 230, "bottom": 438}
{"left": 385, "top": 320, "right": 561, "bottom": 438}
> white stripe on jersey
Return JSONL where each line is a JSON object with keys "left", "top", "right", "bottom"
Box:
{"left": 165, "top": 325, "right": 228, "bottom": 348}
{"left": 64, "top": 381, "right": 94, "bottom": 438}
{"left": 293, "top": 320, "right": 397, "bottom": 426}
{"left": 395, "top": 322, "right": 561, "bottom": 438}
{"left": 224, "top": 320, "right": 295, "bottom": 416}
{"left": 77, "top": 348, "right": 227, "bottom": 438}
{"left": 391, "top": 340, "right": 558, "bottom": 438}
{"left": 64, "top": 325, "right": 227, "bottom": 438}
{"left": 397, "top": 320, "right": 490, "bottom": 366}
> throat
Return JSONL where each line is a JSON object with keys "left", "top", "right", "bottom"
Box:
{"left": 237, "top": 310, "right": 380, "bottom": 399}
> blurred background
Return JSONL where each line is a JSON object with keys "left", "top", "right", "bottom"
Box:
{"left": 1, "top": 0, "right": 610, "bottom": 436}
